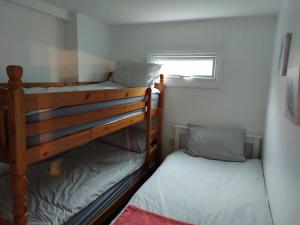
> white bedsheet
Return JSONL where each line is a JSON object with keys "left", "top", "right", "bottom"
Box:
{"left": 0, "top": 141, "right": 144, "bottom": 225}
{"left": 126, "top": 150, "right": 273, "bottom": 225}
{"left": 24, "top": 81, "right": 160, "bottom": 94}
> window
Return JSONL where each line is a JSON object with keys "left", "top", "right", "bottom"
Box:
{"left": 148, "top": 49, "right": 224, "bottom": 88}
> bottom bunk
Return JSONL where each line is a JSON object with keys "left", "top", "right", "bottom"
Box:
{"left": 0, "top": 140, "right": 147, "bottom": 225}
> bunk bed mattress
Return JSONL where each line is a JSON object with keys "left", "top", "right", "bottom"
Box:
{"left": 66, "top": 167, "right": 143, "bottom": 225}
{"left": 0, "top": 141, "right": 145, "bottom": 225}
{"left": 24, "top": 81, "right": 159, "bottom": 146}
{"left": 25, "top": 81, "right": 159, "bottom": 123}
{"left": 27, "top": 110, "right": 144, "bottom": 146}
{"left": 117, "top": 150, "right": 273, "bottom": 225}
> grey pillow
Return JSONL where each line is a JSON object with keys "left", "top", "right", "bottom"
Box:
{"left": 111, "top": 60, "right": 162, "bottom": 87}
{"left": 185, "top": 126, "right": 246, "bottom": 162}
{"left": 100, "top": 127, "right": 145, "bottom": 153}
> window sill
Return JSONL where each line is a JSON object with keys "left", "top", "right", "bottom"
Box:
{"left": 164, "top": 79, "right": 222, "bottom": 89}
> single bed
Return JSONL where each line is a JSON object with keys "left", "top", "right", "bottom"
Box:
{"left": 112, "top": 124, "right": 273, "bottom": 225}
{"left": 0, "top": 141, "right": 145, "bottom": 225}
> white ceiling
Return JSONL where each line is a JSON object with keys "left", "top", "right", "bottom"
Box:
{"left": 39, "top": 0, "right": 283, "bottom": 25}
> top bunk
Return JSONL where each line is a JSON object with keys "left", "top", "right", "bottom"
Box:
{"left": 0, "top": 65, "right": 165, "bottom": 166}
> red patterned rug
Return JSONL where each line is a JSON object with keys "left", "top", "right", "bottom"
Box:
{"left": 113, "top": 205, "right": 195, "bottom": 225}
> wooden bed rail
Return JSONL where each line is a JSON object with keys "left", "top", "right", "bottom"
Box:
{"left": 26, "top": 101, "right": 146, "bottom": 137}
{"left": 24, "top": 87, "right": 147, "bottom": 112}
{"left": 26, "top": 113, "right": 146, "bottom": 165}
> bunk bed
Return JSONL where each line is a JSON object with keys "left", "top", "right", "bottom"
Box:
{"left": 0, "top": 65, "right": 165, "bottom": 225}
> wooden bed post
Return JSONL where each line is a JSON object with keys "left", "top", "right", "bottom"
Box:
{"left": 157, "top": 74, "right": 164, "bottom": 163}
{"left": 6, "top": 66, "right": 28, "bottom": 225}
{"left": 145, "top": 88, "right": 152, "bottom": 173}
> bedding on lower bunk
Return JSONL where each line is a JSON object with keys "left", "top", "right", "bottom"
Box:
{"left": 23, "top": 81, "right": 159, "bottom": 147}
{"left": 0, "top": 141, "right": 145, "bottom": 225}
{"left": 67, "top": 167, "right": 144, "bottom": 225}
{"left": 116, "top": 150, "right": 273, "bottom": 225}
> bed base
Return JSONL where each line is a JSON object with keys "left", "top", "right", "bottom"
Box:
{"left": 89, "top": 172, "right": 148, "bottom": 225}
{"left": 0, "top": 65, "right": 165, "bottom": 225}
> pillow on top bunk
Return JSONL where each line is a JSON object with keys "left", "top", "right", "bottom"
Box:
{"left": 111, "top": 60, "right": 162, "bottom": 87}
{"left": 185, "top": 125, "right": 246, "bottom": 162}
{"left": 100, "top": 127, "right": 145, "bottom": 153}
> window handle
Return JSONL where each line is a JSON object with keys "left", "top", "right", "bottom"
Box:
{"left": 179, "top": 75, "right": 192, "bottom": 79}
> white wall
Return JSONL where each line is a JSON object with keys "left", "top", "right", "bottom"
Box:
{"left": 110, "top": 16, "right": 277, "bottom": 156}
{"left": 64, "top": 12, "right": 79, "bottom": 82}
{"left": 77, "top": 14, "right": 112, "bottom": 82}
{"left": 0, "top": 0, "right": 68, "bottom": 82}
{"left": 0, "top": 1, "right": 112, "bottom": 83}
{"left": 263, "top": 0, "right": 300, "bottom": 224}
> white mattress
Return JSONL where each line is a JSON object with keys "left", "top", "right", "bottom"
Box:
{"left": 0, "top": 141, "right": 144, "bottom": 225}
{"left": 124, "top": 150, "right": 273, "bottom": 225}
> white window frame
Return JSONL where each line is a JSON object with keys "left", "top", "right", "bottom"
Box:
{"left": 147, "top": 49, "right": 224, "bottom": 88}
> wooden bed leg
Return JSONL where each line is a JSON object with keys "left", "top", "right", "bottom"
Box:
{"left": 145, "top": 88, "right": 152, "bottom": 173}
{"left": 157, "top": 74, "right": 164, "bottom": 164}
{"left": 6, "top": 66, "right": 28, "bottom": 225}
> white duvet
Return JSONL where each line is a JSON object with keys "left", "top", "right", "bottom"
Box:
{"left": 125, "top": 150, "right": 273, "bottom": 225}
{"left": 0, "top": 141, "right": 144, "bottom": 225}
{"left": 24, "top": 81, "right": 160, "bottom": 94}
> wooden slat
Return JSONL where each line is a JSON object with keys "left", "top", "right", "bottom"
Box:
{"left": 26, "top": 101, "right": 146, "bottom": 137}
{"left": 27, "top": 113, "right": 145, "bottom": 165}
{"left": 151, "top": 108, "right": 159, "bottom": 117}
{"left": 25, "top": 87, "right": 147, "bottom": 112}
{"left": 150, "top": 129, "right": 157, "bottom": 143}
{"left": 150, "top": 144, "right": 158, "bottom": 155}
{"left": 150, "top": 129, "right": 157, "bottom": 137}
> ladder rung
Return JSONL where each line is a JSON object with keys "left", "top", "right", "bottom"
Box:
{"left": 150, "top": 129, "right": 157, "bottom": 137}
{"left": 150, "top": 145, "right": 158, "bottom": 154}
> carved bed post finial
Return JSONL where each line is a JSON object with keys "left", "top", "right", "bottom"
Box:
{"left": 7, "top": 65, "right": 23, "bottom": 90}
{"left": 160, "top": 74, "right": 164, "bottom": 85}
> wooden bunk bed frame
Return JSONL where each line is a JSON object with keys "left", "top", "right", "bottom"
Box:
{"left": 0, "top": 65, "right": 165, "bottom": 225}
